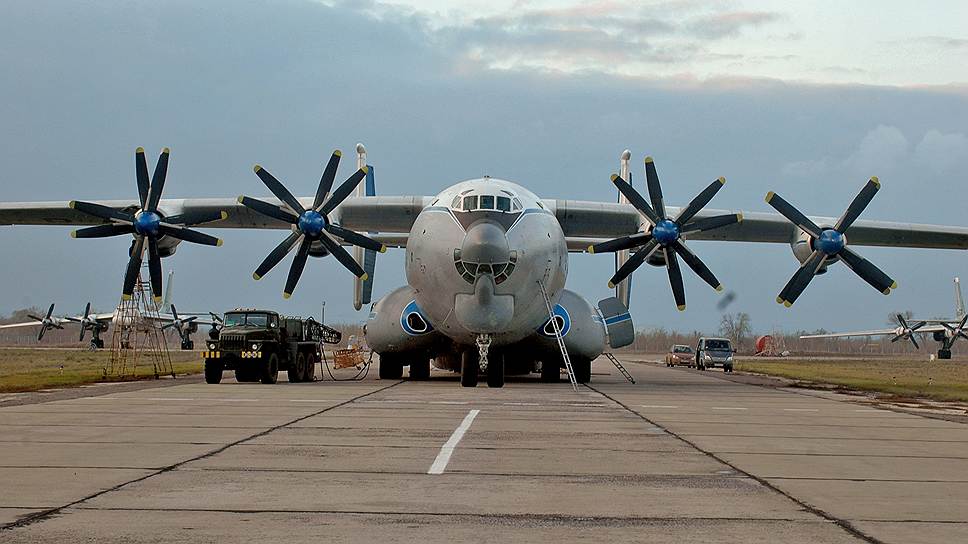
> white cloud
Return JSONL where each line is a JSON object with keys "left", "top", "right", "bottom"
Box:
{"left": 843, "top": 125, "right": 909, "bottom": 176}
{"left": 914, "top": 130, "right": 968, "bottom": 174}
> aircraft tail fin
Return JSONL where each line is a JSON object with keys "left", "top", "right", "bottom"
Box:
{"left": 161, "top": 270, "right": 174, "bottom": 313}
{"left": 614, "top": 150, "right": 632, "bottom": 308}
{"left": 956, "top": 277, "right": 965, "bottom": 320}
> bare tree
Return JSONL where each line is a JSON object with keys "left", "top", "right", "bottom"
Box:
{"left": 719, "top": 312, "right": 752, "bottom": 348}
{"left": 886, "top": 310, "right": 914, "bottom": 327}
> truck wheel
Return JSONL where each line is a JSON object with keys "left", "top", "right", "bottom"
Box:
{"left": 379, "top": 354, "right": 403, "bottom": 380}
{"left": 486, "top": 353, "right": 504, "bottom": 388}
{"left": 541, "top": 360, "right": 559, "bottom": 383}
{"left": 410, "top": 359, "right": 431, "bottom": 380}
{"left": 305, "top": 353, "right": 316, "bottom": 382}
{"left": 204, "top": 360, "right": 223, "bottom": 384}
{"left": 460, "top": 350, "right": 479, "bottom": 387}
{"left": 289, "top": 353, "right": 306, "bottom": 383}
{"left": 572, "top": 358, "right": 591, "bottom": 384}
{"left": 261, "top": 354, "right": 279, "bottom": 384}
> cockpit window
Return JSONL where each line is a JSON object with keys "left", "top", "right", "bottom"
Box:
{"left": 462, "top": 195, "right": 478, "bottom": 211}
{"left": 496, "top": 196, "right": 511, "bottom": 212}
{"left": 451, "top": 196, "right": 461, "bottom": 208}
{"left": 512, "top": 198, "right": 522, "bottom": 211}
{"left": 480, "top": 195, "right": 495, "bottom": 209}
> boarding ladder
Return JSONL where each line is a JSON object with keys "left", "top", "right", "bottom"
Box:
{"left": 537, "top": 280, "right": 578, "bottom": 392}
{"left": 602, "top": 352, "right": 635, "bottom": 384}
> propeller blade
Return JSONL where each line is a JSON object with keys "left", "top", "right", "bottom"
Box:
{"left": 69, "top": 201, "right": 134, "bottom": 223}
{"left": 835, "top": 177, "right": 880, "bottom": 233}
{"left": 611, "top": 175, "right": 660, "bottom": 226}
{"left": 764, "top": 192, "right": 822, "bottom": 238}
{"left": 170, "top": 304, "right": 179, "bottom": 320}
{"left": 27, "top": 314, "right": 43, "bottom": 322}
{"left": 283, "top": 238, "right": 312, "bottom": 299}
{"left": 672, "top": 240, "right": 722, "bottom": 291}
{"left": 679, "top": 213, "right": 742, "bottom": 235}
{"left": 45, "top": 303, "right": 55, "bottom": 320}
{"left": 838, "top": 247, "right": 896, "bottom": 294}
{"left": 237, "top": 196, "right": 299, "bottom": 224}
{"left": 79, "top": 324, "right": 86, "bottom": 342}
{"left": 146, "top": 148, "right": 170, "bottom": 212}
{"left": 182, "top": 316, "right": 197, "bottom": 324}
{"left": 324, "top": 224, "right": 386, "bottom": 253}
{"left": 71, "top": 224, "right": 135, "bottom": 239}
{"left": 664, "top": 247, "right": 686, "bottom": 311}
{"left": 38, "top": 324, "right": 47, "bottom": 341}
{"left": 319, "top": 167, "right": 367, "bottom": 215}
{"left": 777, "top": 250, "right": 827, "bottom": 306}
{"left": 157, "top": 225, "right": 223, "bottom": 247}
{"left": 164, "top": 209, "right": 228, "bottom": 226}
{"left": 318, "top": 233, "right": 366, "bottom": 278}
{"left": 608, "top": 239, "right": 659, "bottom": 288}
{"left": 897, "top": 314, "right": 908, "bottom": 329}
{"left": 253, "top": 165, "right": 304, "bottom": 214}
{"left": 314, "top": 150, "right": 342, "bottom": 209}
{"left": 909, "top": 334, "right": 920, "bottom": 350}
{"left": 135, "top": 147, "right": 149, "bottom": 209}
{"left": 122, "top": 236, "right": 146, "bottom": 300}
{"left": 676, "top": 177, "right": 726, "bottom": 226}
{"left": 84, "top": 302, "right": 91, "bottom": 320}
{"left": 147, "top": 238, "right": 163, "bottom": 301}
{"left": 589, "top": 232, "right": 652, "bottom": 254}
{"left": 253, "top": 232, "right": 302, "bottom": 280}
{"left": 644, "top": 157, "right": 666, "bottom": 219}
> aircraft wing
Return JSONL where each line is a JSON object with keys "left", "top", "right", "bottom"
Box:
{"left": 0, "top": 321, "right": 53, "bottom": 330}
{"left": 550, "top": 200, "right": 968, "bottom": 251}
{"left": 0, "top": 196, "right": 433, "bottom": 237}
{"left": 800, "top": 325, "right": 949, "bottom": 339}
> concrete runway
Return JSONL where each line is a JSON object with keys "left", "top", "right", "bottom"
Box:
{"left": 1, "top": 358, "right": 966, "bottom": 543}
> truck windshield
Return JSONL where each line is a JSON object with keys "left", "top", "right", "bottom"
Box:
{"left": 223, "top": 313, "right": 270, "bottom": 327}
{"left": 704, "top": 340, "right": 731, "bottom": 350}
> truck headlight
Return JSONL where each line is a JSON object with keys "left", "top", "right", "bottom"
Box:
{"left": 207, "top": 342, "right": 217, "bottom": 350}
{"left": 251, "top": 343, "right": 261, "bottom": 351}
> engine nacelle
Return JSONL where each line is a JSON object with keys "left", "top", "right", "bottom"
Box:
{"left": 790, "top": 228, "right": 835, "bottom": 274}
{"left": 129, "top": 235, "right": 180, "bottom": 258}
{"left": 365, "top": 285, "right": 441, "bottom": 355}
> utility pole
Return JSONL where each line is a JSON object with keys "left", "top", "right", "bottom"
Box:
{"left": 321, "top": 301, "right": 326, "bottom": 324}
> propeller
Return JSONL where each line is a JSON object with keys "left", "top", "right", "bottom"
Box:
{"left": 941, "top": 315, "right": 968, "bottom": 346}
{"left": 27, "top": 303, "right": 63, "bottom": 341}
{"left": 238, "top": 150, "right": 387, "bottom": 298}
{"left": 766, "top": 177, "right": 897, "bottom": 306}
{"left": 588, "top": 156, "right": 742, "bottom": 311}
{"left": 890, "top": 314, "right": 925, "bottom": 349}
{"left": 69, "top": 148, "right": 226, "bottom": 301}
{"left": 162, "top": 304, "right": 197, "bottom": 343}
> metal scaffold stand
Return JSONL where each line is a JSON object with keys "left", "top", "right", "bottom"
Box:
{"left": 104, "top": 265, "right": 173, "bottom": 379}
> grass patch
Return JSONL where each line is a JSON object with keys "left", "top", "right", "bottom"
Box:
{"left": 736, "top": 358, "right": 968, "bottom": 402}
{"left": 0, "top": 348, "right": 202, "bottom": 393}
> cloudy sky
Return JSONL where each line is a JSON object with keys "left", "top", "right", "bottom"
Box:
{"left": 1, "top": 0, "right": 966, "bottom": 334}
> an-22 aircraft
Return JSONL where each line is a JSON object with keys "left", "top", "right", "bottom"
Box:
{"left": 1, "top": 144, "right": 967, "bottom": 387}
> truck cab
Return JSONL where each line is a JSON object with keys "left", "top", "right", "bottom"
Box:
{"left": 695, "top": 337, "right": 735, "bottom": 372}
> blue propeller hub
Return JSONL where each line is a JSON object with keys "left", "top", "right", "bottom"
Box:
{"left": 297, "top": 210, "right": 326, "bottom": 238}
{"left": 652, "top": 219, "right": 680, "bottom": 246}
{"left": 133, "top": 210, "right": 161, "bottom": 237}
{"left": 815, "top": 229, "right": 845, "bottom": 255}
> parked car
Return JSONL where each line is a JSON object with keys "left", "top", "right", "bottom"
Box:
{"left": 695, "top": 337, "right": 736, "bottom": 372}
{"left": 665, "top": 344, "right": 695, "bottom": 367}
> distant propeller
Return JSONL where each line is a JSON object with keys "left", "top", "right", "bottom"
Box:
{"left": 890, "top": 314, "right": 925, "bottom": 349}
{"left": 941, "top": 315, "right": 968, "bottom": 346}
{"left": 766, "top": 177, "right": 897, "bottom": 306}
{"left": 162, "top": 304, "right": 197, "bottom": 343}
{"left": 238, "top": 150, "right": 387, "bottom": 298}
{"left": 588, "top": 156, "right": 742, "bottom": 311}
{"left": 69, "top": 148, "right": 226, "bottom": 301}
{"left": 27, "top": 303, "right": 63, "bottom": 341}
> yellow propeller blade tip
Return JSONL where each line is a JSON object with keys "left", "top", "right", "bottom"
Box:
{"left": 609, "top": 174, "right": 620, "bottom": 182}
{"left": 121, "top": 294, "right": 132, "bottom": 301}
{"left": 776, "top": 296, "right": 784, "bottom": 304}
{"left": 890, "top": 281, "right": 898, "bottom": 290}
{"left": 361, "top": 273, "right": 369, "bottom": 281}
{"left": 677, "top": 304, "right": 686, "bottom": 312}
{"left": 153, "top": 296, "right": 163, "bottom": 303}
{"left": 379, "top": 245, "right": 387, "bottom": 253}
{"left": 587, "top": 245, "right": 595, "bottom": 254}
{"left": 882, "top": 288, "right": 891, "bottom": 295}
{"left": 216, "top": 239, "right": 224, "bottom": 247}
{"left": 736, "top": 212, "right": 744, "bottom": 222}
{"left": 68, "top": 200, "right": 77, "bottom": 209}
{"left": 282, "top": 292, "right": 292, "bottom": 300}
{"left": 715, "top": 284, "right": 724, "bottom": 292}
{"left": 607, "top": 281, "right": 616, "bottom": 289}
{"left": 136, "top": 147, "right": 145, "bottom": 153}
{"left": 765, "top": 191, "right": 775, "bottom": 203}
{"left": 219, "top": 211, "right": 228, "bottom": 220}
{"left": 870, "top": 176, "right": 880, "bottom": 187}
{"left": 70, "top": 230, "right": 77, "bottom": 238}
{"left": 361, "top": 165, "right": 369, "bottom": 174}
{"left": 783, "top": 300, "right": 793, "bottom": 308}
{"left": 718, "top": 176, "right": 726, "bottom": 184}
{"left": 644, "top": 156, "right": 654, "bottom": 164}
{"left": 252, "top": 273, "right": 261, "bottom": 281}
{"left": 253, "top": 164, "right": 262, "bottom": 173}
{"left": 333, "top": 149, "right": 342, "bottom": 157}
{"left": 161, "top": 147, "right": 170, "bottom": 154}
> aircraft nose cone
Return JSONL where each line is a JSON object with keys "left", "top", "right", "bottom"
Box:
{"left": 460, "top": 221, "right": 510, "bottom": 265}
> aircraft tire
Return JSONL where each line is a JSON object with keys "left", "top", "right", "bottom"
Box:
{"left": 572, "top": 358, "right": 591, "bottom": 384}
{"left": 204, "top": 361, "right": 223, "bottom": 384}
{"left": 486, "top": 353, "right": 504, "bottom": 388}
{"left": 289, "top": 353, "right": 306, "bottom": 383}
{"left": 261, "top": 354, "right": 279, "bottom": 384}
{"left": 410, "top": 359, "right": 431, "bottom": 380}
{"left": 461, "top": 350, "right": 479, "bottom": 387}
{"left": 379, "top": 354, "right": 404, "bottom": 380}
{"left": 540, "top": 360, "right": 559, "bottom": 383}
{"left": 939, "top": 349, "right": 952, "bottom": 360}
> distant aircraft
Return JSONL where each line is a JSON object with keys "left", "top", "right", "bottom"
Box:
{"left": 0, "top": 271, "right": 215, "bottom": 350}
{"left": 2, "top": 144, "right": 968, "bottom": 386}
{"left": 800, "top": 277, "right": 967, "bottom": 359}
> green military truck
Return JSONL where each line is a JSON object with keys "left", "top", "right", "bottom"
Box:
{"left": 202, "top": 309, "right": 341, "bottom": 384}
